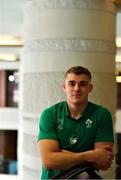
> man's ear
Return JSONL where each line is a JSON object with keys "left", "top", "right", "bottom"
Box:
{"left": 62, "top": 83, "right": 66, "bottom": 92}
{"left": 89, "top": 83, "right": 93, "bottom": 93}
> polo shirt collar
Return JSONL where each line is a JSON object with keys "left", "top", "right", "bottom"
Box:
{"left": 64, "top": 101, "right": 92, "bottom": 119}
{"left": 82, "top": 101, "right": 92, "bottom": 118}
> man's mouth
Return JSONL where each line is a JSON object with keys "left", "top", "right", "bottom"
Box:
{"left": 72, "top": 94, "right": 81, "bottom": 97}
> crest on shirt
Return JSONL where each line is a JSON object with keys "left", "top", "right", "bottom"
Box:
{"left": 85, "top": 119, "right": 92, "bottom": 128}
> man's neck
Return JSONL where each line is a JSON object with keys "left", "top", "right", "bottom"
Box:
{"left": 67, "top": 101, "right": 88, "bottom": 120}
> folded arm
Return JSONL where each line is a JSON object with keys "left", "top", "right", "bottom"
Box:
{"left": 38, "top": 139, "right": 114, "bottom": 170}
{"left": 92, "top": 142, "right": 114, "bottom": 170}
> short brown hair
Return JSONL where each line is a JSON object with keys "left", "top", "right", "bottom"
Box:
{"left": 65, "top": 66, "right": 92, "bottom": 80}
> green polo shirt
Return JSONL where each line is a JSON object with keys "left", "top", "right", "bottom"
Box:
{"left": 37, "top": 101, "right": 114, "bottom": 179}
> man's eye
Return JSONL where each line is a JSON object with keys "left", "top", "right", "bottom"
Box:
{"left": 67, "top": 81, "right": 89, "bottom": 87}
{"left": 68, "top": 82, "right": 75, "bottom": 86}
{"left": 79, "top": 83, "right": 88, "bottom": 86}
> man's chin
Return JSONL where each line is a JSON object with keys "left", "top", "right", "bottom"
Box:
{"left": 71, "top": 100, "right": 82, "bottom": 104}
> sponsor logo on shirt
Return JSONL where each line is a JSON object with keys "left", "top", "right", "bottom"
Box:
{"left": 69, "top": 138, "right": 78, "bottom": 144}
{"left": 57, "top": 118, "right": 64, "bottom": 131}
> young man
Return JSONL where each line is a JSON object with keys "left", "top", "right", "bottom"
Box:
{"left": 37, "top": 66, "right": 114, "bottom": 179}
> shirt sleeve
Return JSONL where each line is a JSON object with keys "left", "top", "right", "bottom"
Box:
{"left": 95, "top": 107, "right": 114, "bottom": 143}
{"left": 37, "top": 109, "right": 58, "bottom": 141}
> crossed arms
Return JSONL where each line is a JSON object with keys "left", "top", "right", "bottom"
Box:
{"left": 38, "top": 139, "right": 114, "bottom": 171}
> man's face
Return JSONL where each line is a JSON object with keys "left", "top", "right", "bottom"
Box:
{"left": 63, "top": 73, "right": 93, "bottom": 105}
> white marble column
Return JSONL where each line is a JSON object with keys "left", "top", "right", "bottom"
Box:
{"left": 19, "top": 0, "right": 117, "bottom": 179}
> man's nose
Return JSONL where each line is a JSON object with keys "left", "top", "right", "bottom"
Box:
{"left": 74, "top": 83, "right": 80, "bottom": 90}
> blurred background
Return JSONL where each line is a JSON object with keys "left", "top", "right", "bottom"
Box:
{"left": 0, "top": 0, "right": 121, "bottom": 179}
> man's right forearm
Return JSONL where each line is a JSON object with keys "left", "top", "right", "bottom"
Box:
{"left": 39, "top": 140, "right": 114, "bottom": 171}
{"left": 43, "top": 148, "right": 113, "bottom": 171}
{"left": 42, "top": 149, "right": 95, "bottom": 170}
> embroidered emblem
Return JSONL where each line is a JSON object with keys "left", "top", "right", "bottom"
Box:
{"left": 85, "top": 119, "right": 92, "bottom": 128}
{"left": 70, "top": 138, "right": 77, "bottom": 144}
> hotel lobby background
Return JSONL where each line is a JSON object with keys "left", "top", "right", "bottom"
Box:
{"left": 0, "top": 0, "right": 121, "bottom": 179}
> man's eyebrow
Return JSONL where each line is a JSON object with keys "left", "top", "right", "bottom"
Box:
{"left": 67, "top": 80, "right": 76, "bottom": 83}
{"left": 67, "top": 80, "right": 75, "bottom": 82}
{"left": 79, "top": 81, "right": 89, "bottom": 84}
{"left": 67, "top": 80, "right": 88, "bottom": 84}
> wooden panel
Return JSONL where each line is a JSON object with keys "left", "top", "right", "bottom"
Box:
{"left": 0, "top": 130, "right": 17, "bottom": 160}
{"left": 114, "top": 0, "right": 121, "bottom": 5}
{"left": 0, "top": 71, "right": 6, "bottom": 107}
{"left": 117, "top": 83, "right": 121, "bottom": 109}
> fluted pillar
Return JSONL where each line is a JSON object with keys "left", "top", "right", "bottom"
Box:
{"left": 19, "top": 0, "right": 117, "bottom": 179}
